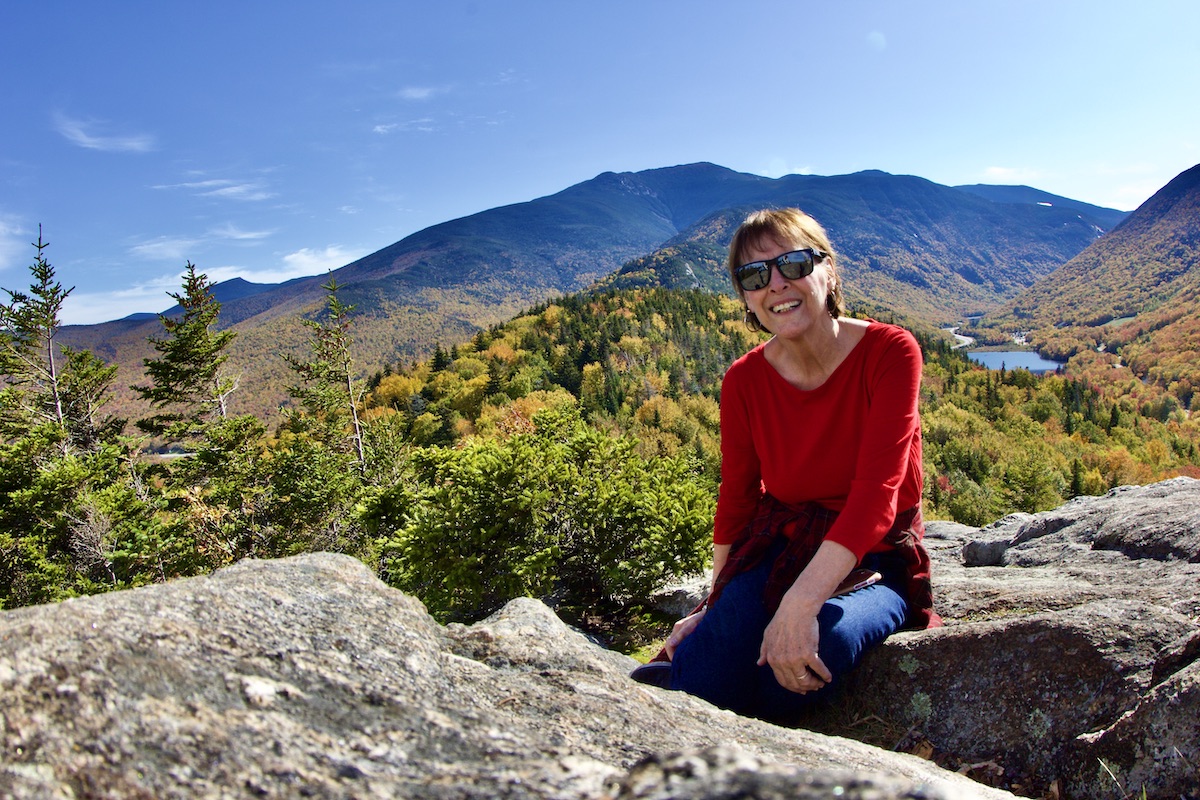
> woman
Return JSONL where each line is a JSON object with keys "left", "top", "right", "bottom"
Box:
{"left": 636, "top": 208, "right": 938, "bottom": 722}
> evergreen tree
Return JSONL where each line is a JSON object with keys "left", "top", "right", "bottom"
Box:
{"left": 134, "top": 263, "right": 237, "bottom": 443}
{"left": 0, "top": 231, "right": 142, "bottom": 609}
{"left": 0, "top": 228, "right": 120, "bottom": 454}
{"left": 430, "top": 345, "right": 451, "bottom": 372}
{"left": 0, "top": 228, "right": 122, "bottom": 453}
{"left": 281, "top": 277, "right": 366, "bottom": 471}
{"left": 1070, "top": 458, "right": 1085, "bottom": 499}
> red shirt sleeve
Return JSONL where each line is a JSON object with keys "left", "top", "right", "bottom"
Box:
{"left": 712, "top": 348, "right": 764, "bottom": 545}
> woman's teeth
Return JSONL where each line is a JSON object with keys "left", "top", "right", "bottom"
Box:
{"left": 770, "top": 300, "right": 801, "bottom": 313}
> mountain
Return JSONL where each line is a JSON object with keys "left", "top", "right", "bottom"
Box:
{"left": 56, "top": 163, "right": 1122, "bottom": 422}
{"left": 596, "top": 169, "right": 1124, "bottom": 325}
{"left": 953, "top": 184, "right": 1129, "bottom": 230}
{"left": 976, "top": 163, "right": 1200, "bottom": 403}
{"left": 162, "top": 276, "right": 282, "bottom": 313}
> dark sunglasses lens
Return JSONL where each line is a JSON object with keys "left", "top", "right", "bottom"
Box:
{"left": 777, "top": 251, "right": 814, "bottom": 280}
{"left": 736, "top": 263, "right": 770, "bottom": 291}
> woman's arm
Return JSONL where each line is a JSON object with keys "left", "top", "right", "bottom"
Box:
{"left": 711, "top": 542, "right": 731, "bottom": 587}
{"left": 757, "top": 539, "right": 857, "bottom": 692}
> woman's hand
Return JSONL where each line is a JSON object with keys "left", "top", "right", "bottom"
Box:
{"left": 757, "top": 540, "right": 855, "bottom": 693}
{"left": 663, "top": 607, "right": 707, "bottom": 659}
{"left": 757, "top": 603, "right": 831, "bottom": 693}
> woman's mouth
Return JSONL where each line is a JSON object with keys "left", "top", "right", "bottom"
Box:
{"left": 770, "top": 300, "right": 802, "bottom": 314}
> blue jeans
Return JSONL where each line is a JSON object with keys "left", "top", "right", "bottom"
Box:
{"left": 670, "top": 544, "right": 909, "bottom": 723}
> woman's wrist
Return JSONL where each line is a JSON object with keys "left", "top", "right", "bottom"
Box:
{"left": 778, "top": 586, "right": 826, "bottom": 618}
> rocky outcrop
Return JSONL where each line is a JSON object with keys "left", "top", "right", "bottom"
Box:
{"left": 1, "top": 478, "right": 1197, "bottom": 799}
{"left": 840, "top": 478, "right": 1200, "bottom": 799}
{"left": 1, "top": 548, "right": 1010, "bottom": 798}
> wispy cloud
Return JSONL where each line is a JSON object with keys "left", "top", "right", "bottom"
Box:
{"left": 487, "top": 69, "right": 521, "bottom": 87}
{"left": 0, "top": 216, "right": 29, "bottom": 274}
{"left": 127, "top": 224, "right": 273, "bottom": 265}
{"left": 398, "top": 85, "right": 449, "bottom": 101}
{"left": 61, "top": 273, "right": 188, "bottom": 324}
{"left": 61, "top": 244, "right": 368, "bottom": 325}
{"left": 373, "top": 118, "right": 438, "bottom": 134}
{"left": 53, "top": 112, "right": 155, "bottom": 153}
{"left": 209, "top": 223, "right": 273, "bottom": 241}
{"left": 130, "top": 236, "right": 204, "bottom": 262}
{"left": 760, "top": 159, "right": 815, "bottom": 179}
{"left": 153, "top": 178, "right": 275, "bottom": 202}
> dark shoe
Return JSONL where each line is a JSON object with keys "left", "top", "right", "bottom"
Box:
{"left": 629, "top": 661, "right": 672, "bottom": 689}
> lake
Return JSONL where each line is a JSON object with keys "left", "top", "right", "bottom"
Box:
{"left": 969, "top": 350, "right": 1063, "bottom": 373}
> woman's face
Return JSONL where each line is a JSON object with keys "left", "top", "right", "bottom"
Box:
{"left": 740, "top": 236, "right": 835, "bottom": 338}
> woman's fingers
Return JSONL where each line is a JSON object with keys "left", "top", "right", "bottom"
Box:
{"left": 663, "top": 607, "right": 706, "bottom": 658}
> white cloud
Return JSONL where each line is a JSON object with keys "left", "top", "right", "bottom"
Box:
{"left": 209, "top": 223, "right": 273, "bottom": 241}
{"left": 53, "top": 112, "right": 155, "bottom": 153}
{"left": 188, "top": 245, "right": 366, "bottom": 287}
{"left": 154, "top": 178, "right": 274, "bottom": 202}
{"left": 130, "top": 236, "right": 204, "bottom": 262}
{"left": 60, "top": 244, "right": 367, "bottom": 325}
{"left": 760, "top": 159, "right": 815, "bottom": 179}
{"left": 61, "top": 272, "right": 187, "bottom": 325}
{"left": 373, "top": 118, "right": 438, "bottom": 134}
{"left": 398, "top": 86, "right": 446, "bottom": 101}
{"left": 867, "top": 31, "right": 887, "bottom": 51}
{"left": 280, "top": 245, "right": 365, "bottom": 276}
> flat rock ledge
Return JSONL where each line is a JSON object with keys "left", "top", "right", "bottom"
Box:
{"left": 3, "top": 477, "right": 1199, "bottom": 799}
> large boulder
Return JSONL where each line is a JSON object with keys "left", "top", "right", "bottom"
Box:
{"left": 837, "top": 477, "right": 1200, "bottom": 799}
{"left": 1, "top": 550, "right": 1010, "bottom": 799}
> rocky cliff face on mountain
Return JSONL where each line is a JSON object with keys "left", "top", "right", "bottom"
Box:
{"left": 3, "top": 478, "right": 1198, "bottom": 799}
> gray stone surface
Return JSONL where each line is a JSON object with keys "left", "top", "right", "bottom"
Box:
{"left": 648, "top": 478, "right": 1200, "bottom": 798}
{"left": 4, "top": 477, "right": 1198, "bottom": 799}
{"left": 1, "top": 549, "right": 1010, "bottom": 799}
{"left": 846, "top": 478, "right": 1200, "bottom": 799}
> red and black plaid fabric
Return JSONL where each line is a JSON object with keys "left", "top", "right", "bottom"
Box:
{"left": 708, "top": 493, "right": 940, "bottom": 627}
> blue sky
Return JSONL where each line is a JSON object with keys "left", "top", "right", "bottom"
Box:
{"left": 3, "top": 1, "right": 1198, "bottom": 325}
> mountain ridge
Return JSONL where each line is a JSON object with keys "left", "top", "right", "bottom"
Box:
{"left": 54, "top": 162, "right": 1127, "bottom": 421}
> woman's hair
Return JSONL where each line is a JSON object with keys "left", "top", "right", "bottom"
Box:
{"left": 727, "top": 208, "right": 844, "bottom": 331}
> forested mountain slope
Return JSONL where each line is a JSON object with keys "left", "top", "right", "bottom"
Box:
{"left": 976, "top": 163, "right": 1200, "bottom": 407}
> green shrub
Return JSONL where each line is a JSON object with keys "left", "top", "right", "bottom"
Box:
{"left": 372, "top": 405, "right": 713, "bottom": 623}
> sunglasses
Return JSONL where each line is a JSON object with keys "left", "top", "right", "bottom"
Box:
{"left": 734, "top": 248, "right": 826, "bottom": 292}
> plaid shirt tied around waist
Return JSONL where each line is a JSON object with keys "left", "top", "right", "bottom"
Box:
{"left": 709, "top": 494, "right": 940, "bottom": 629}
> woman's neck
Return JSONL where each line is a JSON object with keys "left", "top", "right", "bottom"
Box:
{"left": 765, "top": 317, "right": 868, "bottom": 391}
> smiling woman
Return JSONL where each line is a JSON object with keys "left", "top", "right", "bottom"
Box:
{"left": 634, "top": 208, "right": 938, "bottom": 725}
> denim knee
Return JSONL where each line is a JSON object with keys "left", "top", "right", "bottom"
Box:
{"left": 670, "top": 549, "right": 910, "bottom": 722}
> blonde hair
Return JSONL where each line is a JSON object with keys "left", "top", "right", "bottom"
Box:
{"left": 727, "top": 208, "right": 844, "bottom": 331}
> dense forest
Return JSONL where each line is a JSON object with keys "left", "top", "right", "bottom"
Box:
{"left": 3, "top": 241, "right": 1198, "bottom": 646}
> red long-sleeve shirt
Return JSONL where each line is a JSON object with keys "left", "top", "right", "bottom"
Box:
{"left": 714, "top": 322, "right": 924, "bottom": 559}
